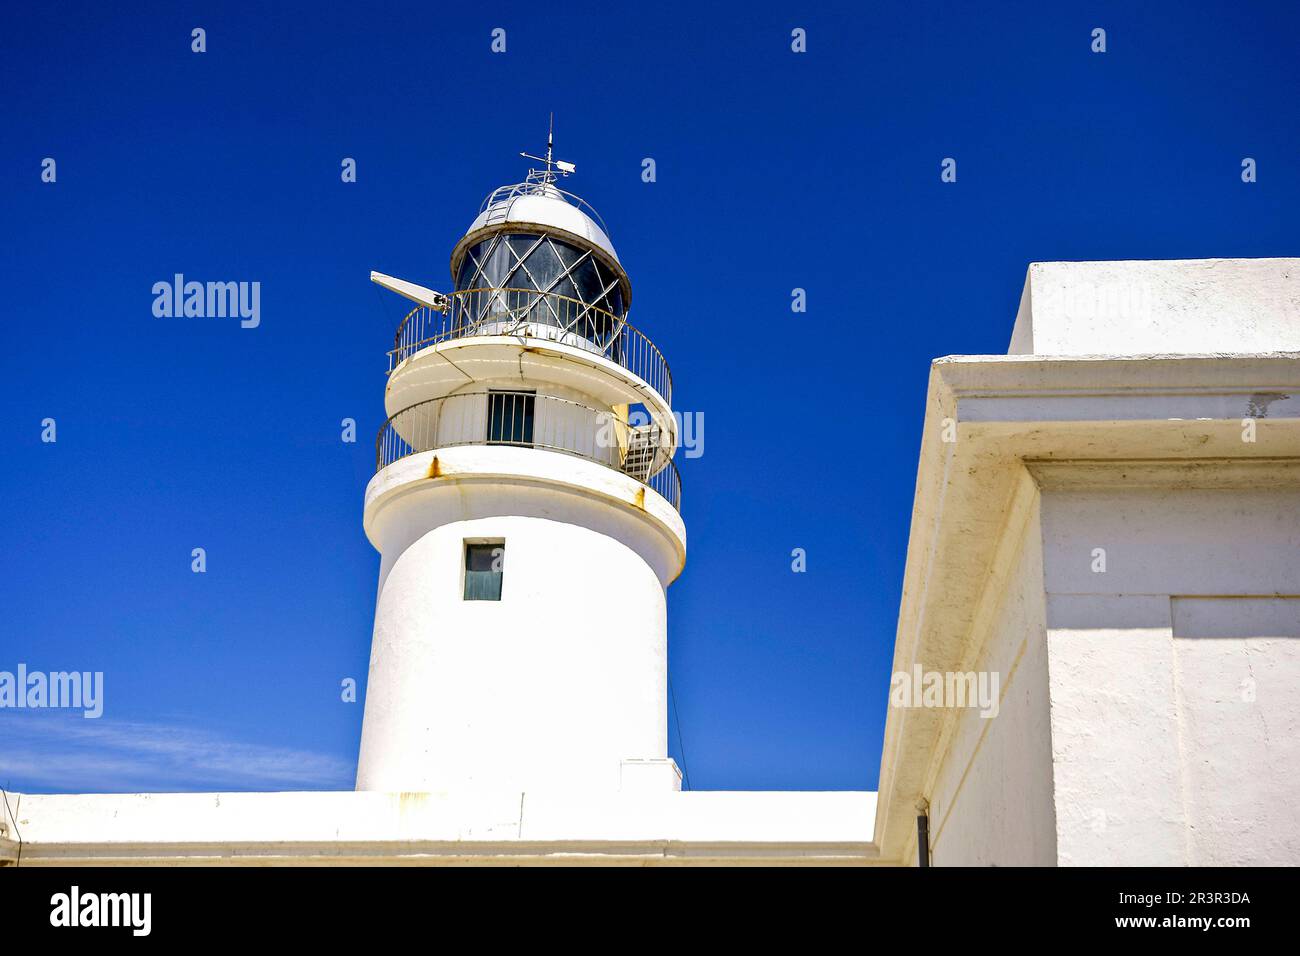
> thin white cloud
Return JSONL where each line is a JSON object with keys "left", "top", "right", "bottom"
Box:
{"left": 0, "top": 712, "right": 352, "bottom": 793}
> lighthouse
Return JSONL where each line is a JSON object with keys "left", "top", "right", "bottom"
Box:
{"left": 356, "top": 136, "right": 686, "bottom": 794}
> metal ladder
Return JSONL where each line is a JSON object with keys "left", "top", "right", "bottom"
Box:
{"left": 621, "top": 423, "right": 662, "bottom": 481}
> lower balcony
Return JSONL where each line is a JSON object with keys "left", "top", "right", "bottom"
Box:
{"left": 375, "top": 389, "right": 681, "bottom": 511}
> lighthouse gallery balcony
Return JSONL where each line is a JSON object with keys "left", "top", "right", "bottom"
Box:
{"left": 375, "top": 389, "right": 681, "bottom": 511}
{"left": 388, "top": 288, "right": 672, "bottom": 409}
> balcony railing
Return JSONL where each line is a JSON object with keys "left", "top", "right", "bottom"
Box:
{"left": 375, "top": 389, "right": 681, "bottom": 511}
{"left": 389, "top": 288, "right": 672, "bottom": 408}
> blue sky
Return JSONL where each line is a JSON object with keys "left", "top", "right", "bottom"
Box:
{"left": 2, "top": 1, "right": 1297, "bottom": 793}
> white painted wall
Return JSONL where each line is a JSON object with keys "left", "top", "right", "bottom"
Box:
{"left": 357, "top": 461, "right": 681, "bottom": 793}
{"left": 457, "top": 380, "right": 621, "bottom": 466}
{"left": 3, "top": 790, "right": 879, "bottom": 866}
{"left": 1040, "top": 486, "right": 1300, "bottom": 865}
{"left": 392, "top": 380, "right": 623, "bottom": 469}
{"left": 1009, "top": 258, "right": 1300, "bottom": 356}
{"left": 870, "top": 258, "right": 1300, "bottom": 867}
{"left": 1172, "top": 596, "right": 1300, "bottom": 865}
{"left": 923, "top": 497, "right": 1057, "bottom": 866}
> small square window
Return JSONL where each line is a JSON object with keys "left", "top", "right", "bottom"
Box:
{"left": 487, "top": 390, "right": 535, "bottom": 446}
{"left": 464, "top": 541, "right": 504, "bottom": 601}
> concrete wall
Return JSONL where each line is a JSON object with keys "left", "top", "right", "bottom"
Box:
{"left": 926, "top": 497, "right": 1057, "bottom": 866}
{"left": 1173, "top": 596, "right": 1300, "bottom": 865}
{"left": 1040, "top": 486, "right": 1300, "bottom": 865}
{"left": 357, "top": 501, "right": 671, "bottom": 793}
{"left": 1009, "top": 258, "right": 1300, "bottom": 356}
{"left": 880, "top": 259, "right": 1300, "bottom": 867}
{"left": 3, "top": 790, "right": 880, "bottom": 866}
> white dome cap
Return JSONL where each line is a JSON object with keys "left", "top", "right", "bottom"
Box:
{"left": 449, "top": 180, "right": 627, "bottom": 295}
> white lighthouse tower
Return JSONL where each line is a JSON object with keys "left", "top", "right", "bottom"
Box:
{"left": 356, "top": 137, "right": 686, "bottom": 794}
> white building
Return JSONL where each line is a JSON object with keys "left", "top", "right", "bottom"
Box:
{"left": 878, "top": 258, "right": 1300, "bottom": 866}
{"left": 1, "top": 160, "right": 1296, "bottom": 865}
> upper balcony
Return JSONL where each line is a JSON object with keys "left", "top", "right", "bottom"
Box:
{"left": 387, "top": 288, "right": 672, "bottom": 411}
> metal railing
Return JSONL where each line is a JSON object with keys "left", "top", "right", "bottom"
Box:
{"left": 389, "top": 288, "right": 672, "bottom": 406}
{"left": 375, "top": 390, "right": 681, "bottom": 511}
{"left": 478, "top": 180, "right": 612, "bottom": 240}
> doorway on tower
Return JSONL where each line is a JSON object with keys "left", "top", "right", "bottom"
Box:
{"left": 486, "top": 389, "right": 535, "bottom": 447}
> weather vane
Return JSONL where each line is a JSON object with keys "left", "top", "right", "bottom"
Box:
{"left": 520, "top": 113, "right": 576, "bottom": 184}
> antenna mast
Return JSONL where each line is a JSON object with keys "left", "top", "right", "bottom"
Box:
{"left": 546, "top": 112, "right": 554, "bottom": 175}
{"left": 520, "top": 114, "right": 575, "bottom": 185}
